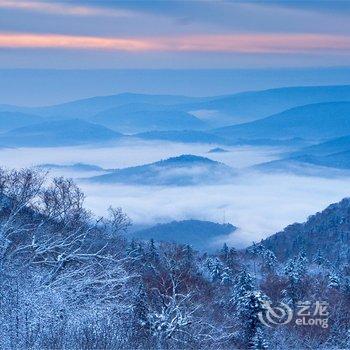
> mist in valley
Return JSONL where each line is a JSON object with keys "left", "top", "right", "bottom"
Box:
{"left": 1, "top": 140, "right": 349, "bottom": 248}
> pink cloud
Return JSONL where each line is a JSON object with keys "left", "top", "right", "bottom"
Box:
{"left": 0, "top": 33, "right": 155, "bottom": 51}
{"left": 166, "top": 34, "right": 350, "bottom": 53}
{"left": 0, "top": 32, "right": 350, "bottom": 54}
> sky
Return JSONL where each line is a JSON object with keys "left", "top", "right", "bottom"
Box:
{"left": 0, "top": 0, "right": 350, "bottom": 69}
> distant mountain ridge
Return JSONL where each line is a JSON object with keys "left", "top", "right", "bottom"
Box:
{"left": 190, "top": 85, "right": 350, "bottom": 124}
{"left": 2, "top": 84, "right": 350, "bottom": 128}
{"left": 37, "top": 163, "right": 107, "bottom": 172}
{"left": 134, "top": 130, "right": 229, "bottom": 144}
{"left": 0, "top": 111, "right": 44, "bottom": 131}
{"left": 0, "top": 119, "right": 122, "bottom": 147}
{"left": 215, "top": 101, "right": 350, "bottom": 141}
{"left": 132, "top": 219, "right": 237, "bottom": 250}
{"left": 0, "top": 85, "right": 349, "bottom": 147}
{"left": 293, "top": 134, "right": 350, "bottom": 157}
{"left": 296, "top": 151, "right": 350, "bottom": 170}
{"left": 256, "top": 133, "right": 350, "bottom": 171}
{"left": 88, "top": 154, "right": 235, "bottom": 186}
{"left": 91, "top": 109, "right": 206, "bottom": 133}
{"left": 208, "top": 147, "right": 229, "bottom": 153}
{"left": 20, "top": 93, "right": 210, "bottom": 120}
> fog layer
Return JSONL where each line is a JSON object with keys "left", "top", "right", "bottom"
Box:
{"left": 0, "top": 140, "right": 348, "bottom": 247}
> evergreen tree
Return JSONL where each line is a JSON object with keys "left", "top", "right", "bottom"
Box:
{"left": 313, "top": 248, "right": 325, "bottom": 266}
{"left": 236, "top": 290, "right": 270, "bottom": 347}
{"left": 227, "top": 247, "right": 238, "bottom": 271}
{"left": 283, "top": 252, "right": 308, "bottom": 304}
{"left": 247, "top": 243, "right": 277, "bottom": 272}
{"left": 221, "top": 267, "right": 232, "bottom": 286}
{"left": 261, "top": 249, "right": 277, "bottom": 272}
{"left": 183, "top": 244, "right": 195, "bottom": 270}
{"left": 210, "top": 257, "right": 224, "bottom": 283}
{"left": 252, "top": 327, "right": 269, "bottom": 349}
{"left": 284, "top": 252, "right": 308, "bottom": 283}
{"left": 147, "top": 239, "right": 159, "bottom": 263}
{"left": 131, "top": 283, "right": 151, "bottom": 344}
{"left": 328, "top": 271, "right": 341, "bottom": 289}
{"left": 235, "top": 269, "right": 254, "bottom": 296}
{"left": 220, "top": 243, "right": 229, "bottom": 262}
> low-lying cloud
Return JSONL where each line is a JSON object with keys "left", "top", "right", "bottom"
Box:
{"left": 79, "top": 172, "right": 350, "bottom": 248}
{"left": 0, "top": 140, "right": 349, "bottom": 248}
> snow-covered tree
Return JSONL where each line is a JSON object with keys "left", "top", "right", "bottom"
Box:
{"left": 248, "top": 243, "right": 277, "bottom": 272}
{"left": 252, "top": 326, "right": 269, "bottom": 349}
{"left": 328, "top": 271, "right": 341, "bottom": 289}
{"left": 147, "top": 238, "right": 159, "bottom": 263}
{"left": 131, "top": 283, "right": 151, "bottom": 343}
{"left": 232, "top": 269, "right": 254, "bottom": 303}
{"left": 236, "top": 290, "right": 270, "bottom": 348}
{"left": 283, "top": 252, "right": 308, "bottom": 304}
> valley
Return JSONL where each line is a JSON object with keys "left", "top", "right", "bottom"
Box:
{"left": 1, "top": 85, "right": 350, "bottom": 249}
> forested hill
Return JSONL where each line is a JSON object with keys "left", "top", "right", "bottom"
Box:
{"left": 262, "top": 198, "right": 350, "bottom": 263}
{"left": 131, "top": 219, "right": 236, "bottom": 250}
{"left": 0, "top": 168, "right": 349, "bottom": 349}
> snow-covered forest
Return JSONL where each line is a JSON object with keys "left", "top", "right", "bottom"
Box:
{"left": 0, "top": 168, "right": 349, "bottom": 349}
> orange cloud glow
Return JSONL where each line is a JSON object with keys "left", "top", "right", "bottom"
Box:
{"left": 0, "top": 32, "right": 350, "bottom": 54}
{"left": 0, "top": 33, "right": 155, "bottom": 51}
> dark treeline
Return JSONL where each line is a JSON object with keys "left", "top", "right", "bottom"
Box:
{"left": 0, "top": 168, "right": 349, "bottom": 349}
